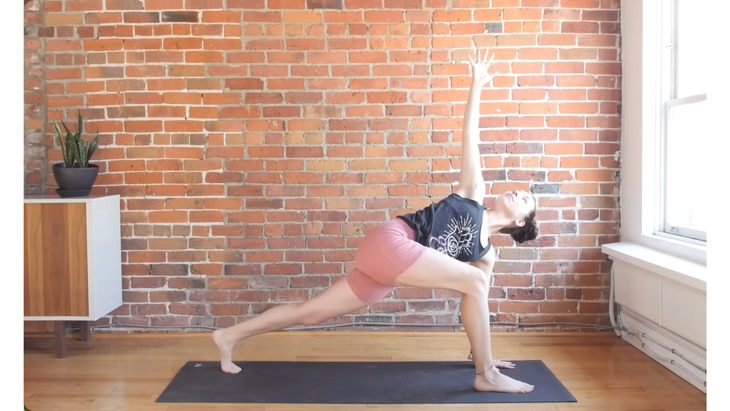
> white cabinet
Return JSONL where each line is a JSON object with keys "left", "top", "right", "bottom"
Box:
{"left": 24, "top": 194, "right": 122, "bottom": 357}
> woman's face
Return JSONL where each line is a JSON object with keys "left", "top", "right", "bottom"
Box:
{"left": 494, "top": 190, "right": 536, "bottom": 226}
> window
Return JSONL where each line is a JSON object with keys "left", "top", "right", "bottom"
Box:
{"left": 658, "top": 0, "right": 708, "bottom": 243}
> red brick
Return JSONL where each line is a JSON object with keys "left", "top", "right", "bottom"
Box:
{"left": 561, "top": 0, "right": 599, "bottom": 7}
{"left": 270, "top": 0, "right": 305, "bottom": 8}
{"left": 578, "top": 34, "right": 618, "bottom": 47}
{"left": 540, "top": 301, "right": 578, "bottom": 313}
{"left": 562, "top": 22, "right": 599, "bottom": 33}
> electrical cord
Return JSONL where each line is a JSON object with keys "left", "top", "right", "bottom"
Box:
{"left": 617, "top": 312, "right": 706, "bottom": 386}
{"left": 76, "top": 320, "right": 624, "bottom": 332}
{"left": 619, "top": 313, "right": 706, "bottom": 373}
{"left": 609, "top": 260, "right": 622, "bottom": 337}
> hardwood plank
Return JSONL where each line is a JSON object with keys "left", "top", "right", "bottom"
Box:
{"left": 24, "top": 381, "right": 117, "bottom": 395}
{"left": 29, "top": 392, "right": 157, "bottom": 400}
{"left": 373, "top": 408, "right": 477, "bottom": 411}
{"left": 86, "top": 398, "right": 166, "bottom": 411}
{"left": 472, "top": 406, "right": 557, "bottom": 411}
{"left": 24, "top": 397, "right": 95, "bottom": 410}
{"left": 25, "top": 396, "right": 167, "bottom": 411}
{"left": 168, "top": 405, "right": 266, "bottom": 411}
{"left": 265, "top": 405, "right": 369, "bottom": 411}
{"left": 23, "top": 368, "right": 123, "bottom": 379}
{"left": 554, "top": 407, "right": 665, "bottom": 411}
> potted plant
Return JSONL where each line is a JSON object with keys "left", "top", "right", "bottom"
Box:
{"left": 52, "top": 113, "right": 99, "bottom": 198}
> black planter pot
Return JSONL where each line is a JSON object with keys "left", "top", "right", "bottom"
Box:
{"left": 52, "top": 163, "right": 99, "bottom": 197}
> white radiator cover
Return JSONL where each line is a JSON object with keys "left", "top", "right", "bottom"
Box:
{"left": 603, "top": 244, "right": 707, "bottom": 394}
{"left": 612, "top": 258, "right": 706, "bottom": 349}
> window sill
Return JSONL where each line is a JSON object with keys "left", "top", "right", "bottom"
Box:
{"left": 601, "top": 242, "right": 706, "bottom": 292}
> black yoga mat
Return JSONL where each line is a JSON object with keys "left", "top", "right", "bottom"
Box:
{"left": 157, "top": 360, "right": 576, "bottom": 404}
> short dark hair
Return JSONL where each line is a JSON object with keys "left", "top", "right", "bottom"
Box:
{"left": 498, "top": 209, "right": 538, "bottom": 243}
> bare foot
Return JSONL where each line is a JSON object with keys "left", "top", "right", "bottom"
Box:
{"left": 212, "top": 329, "right": 241, "bottom": 374}
{"left": 474, "top": 367, "right": 534, "bottom": 393}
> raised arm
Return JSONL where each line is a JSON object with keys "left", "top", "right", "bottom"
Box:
{"left": 455, "top": 48, "right": 498, "bottom": 203}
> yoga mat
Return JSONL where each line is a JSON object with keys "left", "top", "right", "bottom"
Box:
{"left": 157, "top": 360, "right": 577, "bottom": 404}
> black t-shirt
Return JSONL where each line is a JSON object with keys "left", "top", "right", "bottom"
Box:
{"left": 396, "top": 193, "right": 491, "bottom": 262}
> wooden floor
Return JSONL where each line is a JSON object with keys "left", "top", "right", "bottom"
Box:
{"left": 24, "top": 331, "right": 706, "bottom": 411}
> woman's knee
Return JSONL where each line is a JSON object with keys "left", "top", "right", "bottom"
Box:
{"left": 283, "top": 302, "right": 318, "bottom": 326}
{"left": 462, "top": 266, "right": 490, "bottom": 296}
{"left": 300, "top": 315, "right": 320, "bottom": 326}
{"left": 299, "top": 304, "right": 327, "bottom": 326}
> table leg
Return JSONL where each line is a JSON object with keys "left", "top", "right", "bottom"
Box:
{"left": 54, "top": 321, "right": 66, "bottom": 359}
{"left": 80, "top": 321, "right": 91, "bottom": 342}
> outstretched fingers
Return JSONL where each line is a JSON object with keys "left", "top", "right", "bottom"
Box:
{"left": 465, "top": 46, "right": 499, "bottom": 85}
{"left": 486, "top": 50, "right": 494, "bottom": 67}
{"left": 471, "top": 47, "right": 494, "bottom": 69}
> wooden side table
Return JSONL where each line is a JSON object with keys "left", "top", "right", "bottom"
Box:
{"left": 24, "top": 194, "right": 122, "bottom": 358}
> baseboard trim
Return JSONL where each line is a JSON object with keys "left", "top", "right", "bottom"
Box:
{"left": 618, "top": 307, "right": 706, "bottom": 393}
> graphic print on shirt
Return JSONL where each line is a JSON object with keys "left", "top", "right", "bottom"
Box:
{"left": 428, "top": 214, "right": 477, "bottom": 258}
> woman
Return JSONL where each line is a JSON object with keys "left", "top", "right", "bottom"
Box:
{"left": 213, "top": 47, "right": 538, "bottom": 394}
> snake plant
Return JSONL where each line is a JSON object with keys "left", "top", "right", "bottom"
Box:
{"left": 53, "top": 113, "right": 99, "bottom": 168}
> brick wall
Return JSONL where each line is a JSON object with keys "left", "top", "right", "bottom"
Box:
{"left": 25, "top": 0, "right": 46, "bottom": 195}
{"left": 24, "top": 0, "right": 621, "bottom": 331}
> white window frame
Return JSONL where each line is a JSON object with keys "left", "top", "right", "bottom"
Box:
{"left": 655, "top": 0, "right": 707, "bottom": 245}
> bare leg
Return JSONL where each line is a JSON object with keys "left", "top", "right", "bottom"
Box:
{"left": 212, "top": 277, "right": 367, "bottom": 374}
{"left": 395, "top": 248, "right": 534, "bottom": 393}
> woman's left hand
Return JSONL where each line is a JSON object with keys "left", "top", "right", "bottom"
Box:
{"left": 494, "top": 359, "right": 516, "bottom": 369}
{"left": 469, "top": 351, "right": 517, "bottom": 369}
{"left": 467, "top": 47, "right": 498, "bottom": 88}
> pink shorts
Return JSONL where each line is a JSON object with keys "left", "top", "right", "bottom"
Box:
{"left": 346, "top": 218, "right": 426, "bottom": 305}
